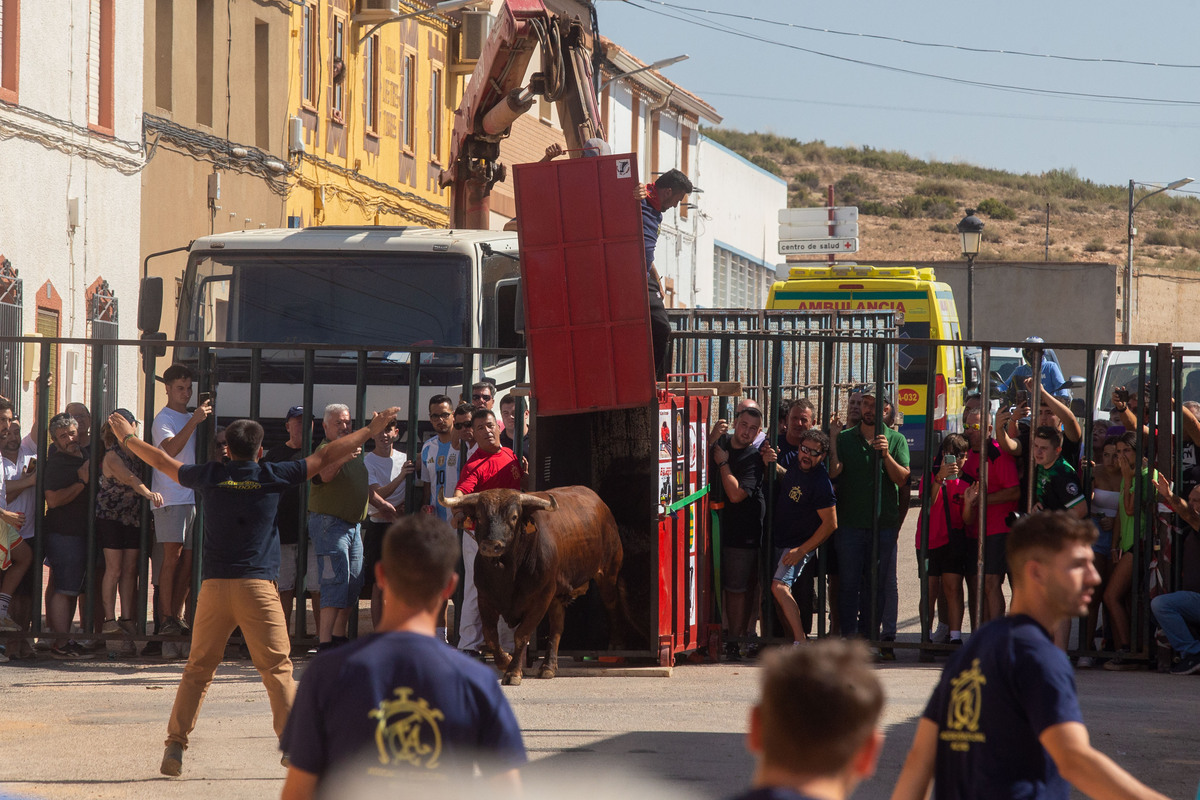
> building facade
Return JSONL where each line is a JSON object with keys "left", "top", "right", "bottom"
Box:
{"left": 140, "top": 0, "right": 291, "bottom": 344}
{"left": 286, "top": 0, "right": 457, "bottom": 229}
{"left": 695, "top": 135, "right": 786, "bottom": 308}
{"left": 0, "top": 0, "right": 144, "bottom": 418}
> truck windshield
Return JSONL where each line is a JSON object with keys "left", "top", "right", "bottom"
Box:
{"left": 179, "top": 251, "right": 470, "bottom": 358}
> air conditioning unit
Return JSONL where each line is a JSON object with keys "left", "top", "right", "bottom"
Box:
{"left": 288, "top": 116, "right": 305, "bottom": 155}
{"left": 461, "top": 10, "right": 492, "bottom": 62}
{"left": 353, "top": 0, "right": 400, "bottom": 25}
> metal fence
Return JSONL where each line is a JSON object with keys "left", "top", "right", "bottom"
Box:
{"left": 0, "top": 332, "right": 1192, "bottom": 670}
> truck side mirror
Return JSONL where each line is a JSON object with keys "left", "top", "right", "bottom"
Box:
{"left": 140, "top": 332, "right": 167, "bottom": 373}
{"left": 138, "top": 277, "right": 163, "bottom": 334}
{"left": 1061, "top": 375, "right": 1087, "bottom": 390}
{"left": 964, "top": 352, "right": 980, "bottom": 389}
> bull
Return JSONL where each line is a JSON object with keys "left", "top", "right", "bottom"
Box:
{"left": 442, "top": 486, "right": 624, "bottom": 686}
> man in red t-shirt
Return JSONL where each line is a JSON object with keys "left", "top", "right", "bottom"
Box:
{"left": 455, "top": 409, "right": 522, "bottom": 496}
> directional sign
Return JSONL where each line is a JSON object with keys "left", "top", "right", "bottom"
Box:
{"left": 778, "top": 206, "right": 858, "bottom": 225}
{"left": 779, "top": 221, "right": 859, "bottom": 239}
{"left": 779, "top": 237, "right": 860, "bottom": 255}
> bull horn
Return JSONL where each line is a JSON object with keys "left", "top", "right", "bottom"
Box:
{"left": 441, "top": 495, "right": 473, "bottom": 509}
{"left": 518, "top": 493, "right": 557, "bottom": 512}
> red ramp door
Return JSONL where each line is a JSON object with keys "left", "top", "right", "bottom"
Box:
{"left": 513, "top": 154, "right": 655, "bottom": 415}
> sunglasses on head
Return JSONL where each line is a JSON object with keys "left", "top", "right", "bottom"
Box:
{"left": 454, "top": 421, "right": 471, "bottom": 430}
{"left": 799, "top": 444, "right": 825, "bottom": 457}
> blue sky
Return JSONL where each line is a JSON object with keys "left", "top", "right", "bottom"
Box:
{"left": 595, "top": 0, "right": 1200, "bottom": 193}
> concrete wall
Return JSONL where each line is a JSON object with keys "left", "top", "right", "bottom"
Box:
{"left": 867, "top": 260, "right": 1118, "bottom": 378}
{"left": 1130, "top": 265, "right": 1200, "bottom": 346}
{"left": 695, "top": 136, "right": 786, "bottom": 308}
{"left": 0, "top": 0, "right": 144, "bottom": 418}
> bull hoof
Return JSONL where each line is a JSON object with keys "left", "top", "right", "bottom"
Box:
{"left": 502, "top": 670, "right": 523, "bottom": 686}
{"left": 537, "top": 665, "right": 557, "bottom": 679}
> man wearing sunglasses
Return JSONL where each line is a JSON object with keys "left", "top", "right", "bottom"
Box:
{"left": 771, "top": 430, "right": 837, "bottom": 644}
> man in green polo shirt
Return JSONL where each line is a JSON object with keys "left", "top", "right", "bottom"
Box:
{"left": 829, "top": 390, "right": 910, "bottom": 639}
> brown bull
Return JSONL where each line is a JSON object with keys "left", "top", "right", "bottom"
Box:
{"left": 443, "top": 485, "right": 624, "bottom": 686}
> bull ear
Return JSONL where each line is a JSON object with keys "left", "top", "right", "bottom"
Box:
{"left": 518, "top": 493, "right": 556, "bottom": 512}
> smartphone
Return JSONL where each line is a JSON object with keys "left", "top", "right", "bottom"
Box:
{"left": 1015, "top": 389, "right": 1030, "bottom": 406}
{"left": 198, "top": 392, "right": 213, "bottom": 405}
{"left": 944, "top": 454, "right": 957, "bottom": 465}
{"left": 1114, "top": 386, "right": 1131, "bottom": 403}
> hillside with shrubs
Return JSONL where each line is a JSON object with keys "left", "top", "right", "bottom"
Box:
{"left": 705, "top": 128, "right": 1200, "bottom": 269}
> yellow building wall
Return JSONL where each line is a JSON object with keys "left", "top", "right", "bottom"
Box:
{"left": 287, "top": 1, "right": 455, "bottom": 228}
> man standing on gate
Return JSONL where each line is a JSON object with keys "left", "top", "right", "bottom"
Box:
{"left": 891, "top": 512, "right": 1171, "bottom": 800}
{"left": 642, "top": 168, "right": 694, "bottom": 381}
{"left": 108, "top": 406, "right": 399, "bottom": 777}
{"left": 828, "top": 389, "right": 910, "bottom": 640}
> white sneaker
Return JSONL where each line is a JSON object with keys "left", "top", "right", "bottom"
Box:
{"left": 0, "top": 615, "right": 20, "bottom": 632}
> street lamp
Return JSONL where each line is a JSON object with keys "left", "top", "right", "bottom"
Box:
{"left": 599, "top": 54, "right": 689, "bottom": 91}
{"left": 1124, "top": 177, "right": 1193, "bottom": 344}
{"left": 957, "top": 208, "right": 984, "bottom": 340}
{"left": 358, "top": 0, "right": 476, "bottom": 43}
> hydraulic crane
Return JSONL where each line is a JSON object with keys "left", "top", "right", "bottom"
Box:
{"left": 441, "top": 0, "right": 605, "bottom": 229}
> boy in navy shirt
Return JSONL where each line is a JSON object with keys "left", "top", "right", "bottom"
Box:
{"left": 280, "top": 514, "right": 526, "bottom": 798}
{"left": 108, "top": 406, "right": 400, "bottom": 778}
{"left": 891, "top": 512, "right": 1171, "bottom": 800}
{"left": 770, "top": 429, "right": 836, "bottom": 643}
{"left": 726, "top": 639, "right": 883, "bottom": 800}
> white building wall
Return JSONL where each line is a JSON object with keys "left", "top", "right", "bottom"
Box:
{"left": 0, "top": 1, "right": 144, "bottom": 417}
{"left": 694, "top": 135, "right": 787, "bottom": 308}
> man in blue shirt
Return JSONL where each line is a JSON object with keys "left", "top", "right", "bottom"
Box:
{"left": 280, "top": 514, "right": 526, "bottom": 799}
{"left": 727, "top": 639, "right": 883, "bottom": 800}
{"left": 891, "top": 512, "right": 1170, "bottom": 800}
{"left": 770, "top": 429, "right": 836, "bottom": 643}
{"left": 642, "top": 168, "right": 693, "bottom": 381}
{"left": 998, "top": 337, "right": 1071, "bottom": 402}
{"left": 108, "top": 406, "right": 400, "bottom": 778}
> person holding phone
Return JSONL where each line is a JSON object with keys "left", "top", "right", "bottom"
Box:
{"left": 150, "top": 364, "right": 213, "bottom": 654}
{"left": 918, "top": 434, "right": 971, "bottom": 645}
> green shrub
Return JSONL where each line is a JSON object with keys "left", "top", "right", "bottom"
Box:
{"left": 1084, "top": 238, "right": 1107, "bottom": 252}
{"left": 914, "top": 179, "right": 961, "bottom": 198}
{"left": 1155, "top": 217, "right": 1175, "bottom": 229}
{"left": 749, "top": 154, "right": 783, "bottom": 177}
{"left": 1069, "top": 204, "right": 1091, "bottom": 214}
{"left": 1175, "top": 231, "right": 1200, "bottom": 249}
{"left": 834, "top": 172, "right": 879, "bottom": 203}
{"left": 928, "top": 222, "right": 954, "bottom": 234}
{"left": 1144, "top": 230, "right": 1176, "bottom": 246}
{"left": 982, "top": 230, "right": 1003, "bottom": 244}
{"left": 889, "top": 221, "right": 903, "bottom": 231}
{"left": 977, "top": 197, "right": 1017, "bottom": 220}
{"left": 793, "top": 170, "right": 821, "bottom": 191}
{"left": 858, "top": 199, "right": 896, "bottom": 217}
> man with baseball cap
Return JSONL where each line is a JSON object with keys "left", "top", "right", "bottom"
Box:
{"left": 828, "top": 388, "right": 910, "bottom": 641}
{"left": 642, "top": 168, "right": 694, "bottom": 381}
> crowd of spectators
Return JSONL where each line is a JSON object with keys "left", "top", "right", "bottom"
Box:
{"left": 0, "top": 367, "right": 528, "bottom": 666}
{"left": 710, "top": 374, "right": 1200, "bottom": 675}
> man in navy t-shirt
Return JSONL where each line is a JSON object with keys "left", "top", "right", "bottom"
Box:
{"left": 108, "top": 407, "right": 400, "bottom": 779}
{"left": 770, "top": 429, "right": 836, "bottom": 643}
{"left": 280, "top": 514, "right": 526, "bottom": 798}
{"left": 891, "top": 512, "right": 1171, "bottom": 800}
{"left": 726, "top": 639, "right": 883, "bottom": 800}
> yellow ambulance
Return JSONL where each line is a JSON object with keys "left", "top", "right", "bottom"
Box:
{"left": 767, "top": 264, "right": 966, "bottom": 474}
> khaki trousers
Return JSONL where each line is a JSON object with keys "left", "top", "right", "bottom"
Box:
{"left": 165, "top": 578, "right": 295, "bottom": 748}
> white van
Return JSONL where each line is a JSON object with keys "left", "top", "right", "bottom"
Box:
{"left": 1091, "top": 344, "right": 1200, "bottom": 421}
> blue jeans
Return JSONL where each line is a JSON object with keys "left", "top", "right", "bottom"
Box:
{"left": 1150, "top": 591, "right": 1200, "bottom": 656}
{"left": 307, "top": 513, "right": 363, "bottom": 610}
{"left": 834, "top": 525, "right": 899, "bottom": 639}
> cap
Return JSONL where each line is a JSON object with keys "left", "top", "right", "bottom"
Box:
{"left": 113, "top": 408, "right": 138, "bottom": 425}
{"left": 581, "top": 137, "right": 612, "bottom": 158}
{"left": 859, "top": 388, "right": 892, "bottom": 406}
{"left": 285, "top": 406, "right": 304, "bottom": 421}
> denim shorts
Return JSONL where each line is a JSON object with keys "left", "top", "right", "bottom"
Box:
{"left": 772, "top": 546, "right": 813, "bottom": 588}
{"left": 307, "top": 513, "right": 363, "bottom": 609}
{"left": 45, "top": 531, "right": 87, "bottom": 597}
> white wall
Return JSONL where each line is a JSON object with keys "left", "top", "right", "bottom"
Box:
{"left": 0, "top": 1, "right": 144, "bottom": 416}
{"left": 694, "top": 136, "right": 787, "bottom": 308}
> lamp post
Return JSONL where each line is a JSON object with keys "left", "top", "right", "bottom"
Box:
{"left": 1124, "top": 177, "right": 1193, "bottom": 344}
{"left": 957, "top": 209, "right": 984, "bottom": 340}
{"left": 358, "top": 0, "right": 476, "bottom": 43}
{"left": 599, "top": 54, "right": 689, "bottom": 91}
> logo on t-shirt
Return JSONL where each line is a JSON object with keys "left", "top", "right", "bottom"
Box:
{"left": 941, "top": 658, "right": 987, "bottom": 752}
{"left": 788, "top": 486, "right": 804, "bottom": 502}
{"left": 368, "top": 687, "right": 445, "bottom": 769}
